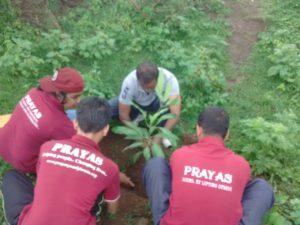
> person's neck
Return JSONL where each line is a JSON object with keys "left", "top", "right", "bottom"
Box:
{"left": 76, "top": 130, "right": 102, "bottom": 144}
{"left": 198, "top": 134, "right": 224, "bottom": 142}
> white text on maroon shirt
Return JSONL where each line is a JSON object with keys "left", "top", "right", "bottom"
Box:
{"left": 20, "top": 94, "right": 42, "bottom": 128}
{"left": 41, "top": 143, "right": 107, "bottom": 178}
{"left": 51, "top": 143, "right": 104, "bottom": 165}
{"left": 182, "top": 166, "right": 233, "bottom": 192}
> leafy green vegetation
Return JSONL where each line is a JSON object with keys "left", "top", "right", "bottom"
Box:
{"left": 0, "top": 0, "right": 229, "bottom": 222}
{"left": 226, "top": 0, "right": 300, "bottom": 224}
{"left": 0, "top": 0, "right": 229, "bottom": 118}
{"left": 259, "top": 0, "right": 300, "bottom": 92}
{"left": 0, "top": 0, "right": 299, "bottom": 224}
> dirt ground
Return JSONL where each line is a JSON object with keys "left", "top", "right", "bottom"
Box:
{"left": 225, "top": 0, "right": 265, "bottom": 89}
{"left": 98, "top": 133, "right": 148, "bottom": 225}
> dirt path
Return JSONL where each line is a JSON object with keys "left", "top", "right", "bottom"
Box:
{"left": 225, "top": 0, "right": 265, "bottom": 87}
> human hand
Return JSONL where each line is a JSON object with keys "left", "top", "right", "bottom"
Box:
{"left": 153, "top": 136, "right": 162, "bottom": 145}
{"left": 120, "top": 172, "right": 135, "bottom": 188}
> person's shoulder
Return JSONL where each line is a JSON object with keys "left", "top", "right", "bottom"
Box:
{"left": 46, "top": 112, "right": 73, "bottom": 133}
{"left": 228, "top": 149, "right": 250, "bottom": 168}
{"left": 27, "top": 87, "right": 37, "bottom": 93}
{"left": 171, "top": 144, "right": 192, "bottom": 158}
{"left": 40, "top": 139, "right": 61, "bottom": 151}
{"left": 21, "top": 87, "right": 41, "bottom": 101}
{"left": 123, "top": 69, "right": 137, "bottom": 82}
{"left": 43, "top": 138, "right": 71, "bottom": 146}
{"left": 56, "top": 112, "right": 73, "bottom": 124}
{"left": 121, "top": 69, "right": 138, "bottom": 91}
{"left": 159, "top": 67, "right": 176, "bottom": 78}
{"left": 45, "top": 108, "right": 72, "bottom": 128}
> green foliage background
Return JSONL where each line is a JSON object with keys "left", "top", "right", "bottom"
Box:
{"left": 226, "top": 0, "right": 300, "bottom": 224}
{"left": 0, "top": 0, "right": 299, "bottom": 224}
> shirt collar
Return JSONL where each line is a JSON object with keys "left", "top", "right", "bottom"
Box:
{"left": 198, "top": 136, "right": 225, "bottom": 147}
{"left": 193, "top": 136, "right": 231, "bottom": 156}
{"left": 71, "top": 135, "right": 100, "bottom": 152}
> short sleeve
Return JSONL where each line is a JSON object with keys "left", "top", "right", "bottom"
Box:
{"left": 104, "top": 170, "right": 120, "bottom": 202}
{"left": 169, "top": 76, "right": 180, "bottom": 96}
{"left": 161, "top": 68, "right": 180, "bottom": 97}
{"left": 118, "top": 77, "right": 135, "bottom": 105}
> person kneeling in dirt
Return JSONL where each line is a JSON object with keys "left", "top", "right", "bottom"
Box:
{"left": 0, "top": 67, "right": 84, "bottom": 173}
{"left": 109, "top": 63, "right": 181, "bottom": 148}
{"left": 142, "top": 107, "right": 275, "bottom": 225}
{"left": 1, "top": 97, "right": 121, "bottom": 225}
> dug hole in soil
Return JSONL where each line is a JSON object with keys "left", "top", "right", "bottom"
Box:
{"left": 99, "top": 132, "right": 149, "bottom": 225}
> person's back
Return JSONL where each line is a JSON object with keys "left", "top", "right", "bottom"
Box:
{"left": 0, "top": 88, "right": 75, "bottom": 173}
{"left": 1, "top": 97, "right": 120, "bottom": 225}
{"left": 18, "top": 136, "right": 119, "bottom": 225}
{"left": 0, "top": 68, "right": 84, "bottom": 173}
{"left": 142, "top": 107, "right": 274, "bottom": 225}
{"left": 161, "top": 136, "right": 250, "bottom": 225}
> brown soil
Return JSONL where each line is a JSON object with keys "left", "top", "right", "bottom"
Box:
{"left": 225, "top": 0, "right": 265, "bottom": 89}
{"left": 99, "top": 131, "right": 201, "bottom": 225}
{"left": 99, "top": 133, "right": 148, "bottom": 197}
{"left": 99, "top": 132, "right": 150, "bottom": 225}
{"left": 13, "top": 0, "right": 84, "bottom": 28}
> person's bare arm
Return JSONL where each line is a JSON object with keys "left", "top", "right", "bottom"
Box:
{"left": 106, "top": 200, "right": 119, "bottom": 214}
{"left": 164, "top": 95, "right": 181, "bottom": 130}
{"left": 120, "top": 172, "right": 135, "bottom": 188}
{"left": 119, "top": 102, "right": 131, "bottom": 124}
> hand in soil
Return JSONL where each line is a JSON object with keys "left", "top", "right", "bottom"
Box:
{"left": 120, "top": 172, "right": 135, "bottom": 188}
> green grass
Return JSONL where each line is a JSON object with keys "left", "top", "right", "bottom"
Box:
{"left": 0, "top": 75, "right": 36, "bottom": 114}
{"left": 224, "top": 0, "right": 300, "bottom": 222}
{"left": 226, "top": 50, "right": 300, "bottom": 225}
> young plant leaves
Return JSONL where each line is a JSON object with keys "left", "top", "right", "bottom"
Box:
{"left": 151, "top": 143, "right": 165, "bottom": 158}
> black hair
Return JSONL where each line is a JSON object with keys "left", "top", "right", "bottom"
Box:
{"left": 136, "top": 63, "right": 159, "bottom": 85}
{"left": 53, "top": 92, "right": 67, "bottom": 104}
{"left": 37, "top": 85, "right": 66, "bottom": 103}
{"left": 197, "top": 107, "right": 229, "bottom": 139}
{"left": 77, "top": 97, "right": 111, "bottom": 133}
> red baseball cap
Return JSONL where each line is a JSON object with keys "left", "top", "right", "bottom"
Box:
{"left": 39, "top": 67, "right": 84, "bottom": 93}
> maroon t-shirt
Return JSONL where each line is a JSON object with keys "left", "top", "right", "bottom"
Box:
{"left": 161, "top": 136, "right": 251, "bottom": 225}
{"left": 0, "top": 88, "right": 75, "bottom": 173}
{"left": 18, "top": 135, "right": 120, "bottom": 225}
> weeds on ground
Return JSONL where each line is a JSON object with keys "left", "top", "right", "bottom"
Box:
{"left": 226, "top": 1, "right": 300, "bottom": 224}
{"left": 0, "top": 0, "right": 229, "bottom": 124}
